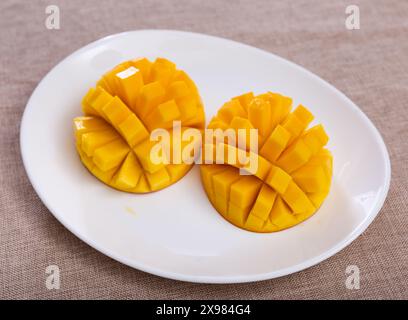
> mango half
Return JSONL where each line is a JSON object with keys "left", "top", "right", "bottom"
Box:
{"left": 200, "top": 92, "right": 333, "bottom": 232}
{"left": 74, "top": 58, "right": 205, "bottom": 193}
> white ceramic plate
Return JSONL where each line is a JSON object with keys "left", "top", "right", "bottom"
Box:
{"left": 20, "top": 30, "right": 390, "bottom": 283}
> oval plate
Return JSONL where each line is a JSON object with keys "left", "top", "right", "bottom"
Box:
{"left": 20, "top": 30, "right": 391, "bottom": 283}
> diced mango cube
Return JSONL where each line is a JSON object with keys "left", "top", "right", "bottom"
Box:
{"left": 114, "top": 152, "right": 142, "bottom": 189}
{"left": 268, "top": 93, "right": 292, "bottom": 129}
{"left": 90, "top": 87, "right": 115, "bottom": 118}
{"left": 91, "top": 164, "right": 119, "bottom": 184}
{"left": 232, "top": 92, "right": 254, "bottom": 112}
{"left": 263, "top": 220, "right": 279, "bottom": 232}
{"left": 281, "top": 181, "right": 315, "bottom": 214}
{"left": 130, "top": 57, "right": 152, "bottom": 81}
{"left": 260, "top": 125, "right": 291, "bottom": 162}
{"left": 250, "top": 184, "right": 277, "bottom": 221}
{"left": 168, "top": 81, "right": 190, "bottom": 99}
{"left": 265, "top": 166, "right": 292, "bottom": 194}
{"left": 270, "top": 197, "right": 297, "bottom": 229}
{"left": 245, "top": 214, "right": 265, "bottom": 231}
{"left": 100, "top": 62, "right": 130, "bottom": 97}
{"left": 96, "top": 77, "right": 113, "bottom": 95}
{"left": 150, "top": 58, "right": 176, "bottom": 87}
{"left": 240, "top": 153, "right": 271, "bottom": 180}
{"left": 133, "top": 139, "right": 166, "bottom": 174}
{"left": 82, "top": 88, "right": 99, "bottom": 116}
{"left": 144, "top": 167, "right": 170, "bottom": 190}
{"left": 212, "top": 167, "right": 240, "bottom": 201}
{"left": 76, "top": 146, "right": 95, "bottom": 171}
{"left": 172, "top": 70, "right": 200, "bottom": 98}
{"left": 293, "top": 104, "right": 314, "bottom": 125}
{"left": 230, "top": 175, "right": 262, "bottom": 209}
{"left": 307, "top": 149, "right": 333, "bottom": 178}
{"left": 292, "top": 165, "right": 328, "bottom": 193}
{"left": 117, "top": 114, "right": 149, "bottom": 147}
{"left": 207, "top": 117, "right": 229, "bottom": 131}
{"left": 166, "top": 163, "right": 191, "bottom": 181}
{"left": 200, "top": 165, "right": 229, "bottom": 200}
{"left": 115, "top": 66, "right": 144, "bottom": 109}
{"left": 302, "top": 125, "right": 329, "bottom": 155}
{"left": 135, "top": 174, "right": 150, "bottom": 193}
{"left": 138, "top": 81, "right": 166, "bottom": 118}
{"left": 230, "top": 116, "right": 254, "bottom": 132}
{"left": 230, "top": 116, "right": 255, "bottom": 150}
{"left": 93, "top": 139, "right": 130, "bottom": 172}
{"left": 81, "top": 129, "right": 120, "bottom": 157}
{"left": 228, "top": 203, "right": 251, "bottom": 226}
{"left": 215, "top": 194, "right": 228, "bottom": 216}
{"left": 307, "top": 190, "right": 329, "bottom": 208}
{"left": 73, "top": 116, "right": 110, "bottom": 142}
{"left": 248, "top": 97, "right": 271, "bottom": 137}
{"left": 144, "top": 100, "right": 181, "bottom": 130}
{"left": 276, "top": 139, "right": 312, "bottom": 173}
{"left": 217, "top": 100, "right": 246, "bottom": 124}
{"left": 101, "top": 96, "right": 132, "bottom": 126}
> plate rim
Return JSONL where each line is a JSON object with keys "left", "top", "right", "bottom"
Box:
{"left": 20, "top": 29, "right": 391, "bottom": 283}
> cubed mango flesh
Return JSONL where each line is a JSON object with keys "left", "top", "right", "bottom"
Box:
{"left": 73, "top": 58, "right": 205, "bottom": 193}
{"left": 200, "top": 91, "right": 332, "bottom": 232}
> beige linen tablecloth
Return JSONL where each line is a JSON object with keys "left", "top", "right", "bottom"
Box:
{"left": 1, "top": 0, "right": 407, "bottom": 299}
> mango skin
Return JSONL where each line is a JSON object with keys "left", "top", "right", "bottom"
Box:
{"left": 74, "top": 58, "right": 205, "bottom": 193}
{"left": 201, "top": 91, "right": 333, "bottom": 232}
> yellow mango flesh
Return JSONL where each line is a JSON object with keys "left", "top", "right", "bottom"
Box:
{"left": 74, "top": 58, "right": 205, "bottom": 193}
{"left": 200, "top": 91, "right": 332, "bottom": 232}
